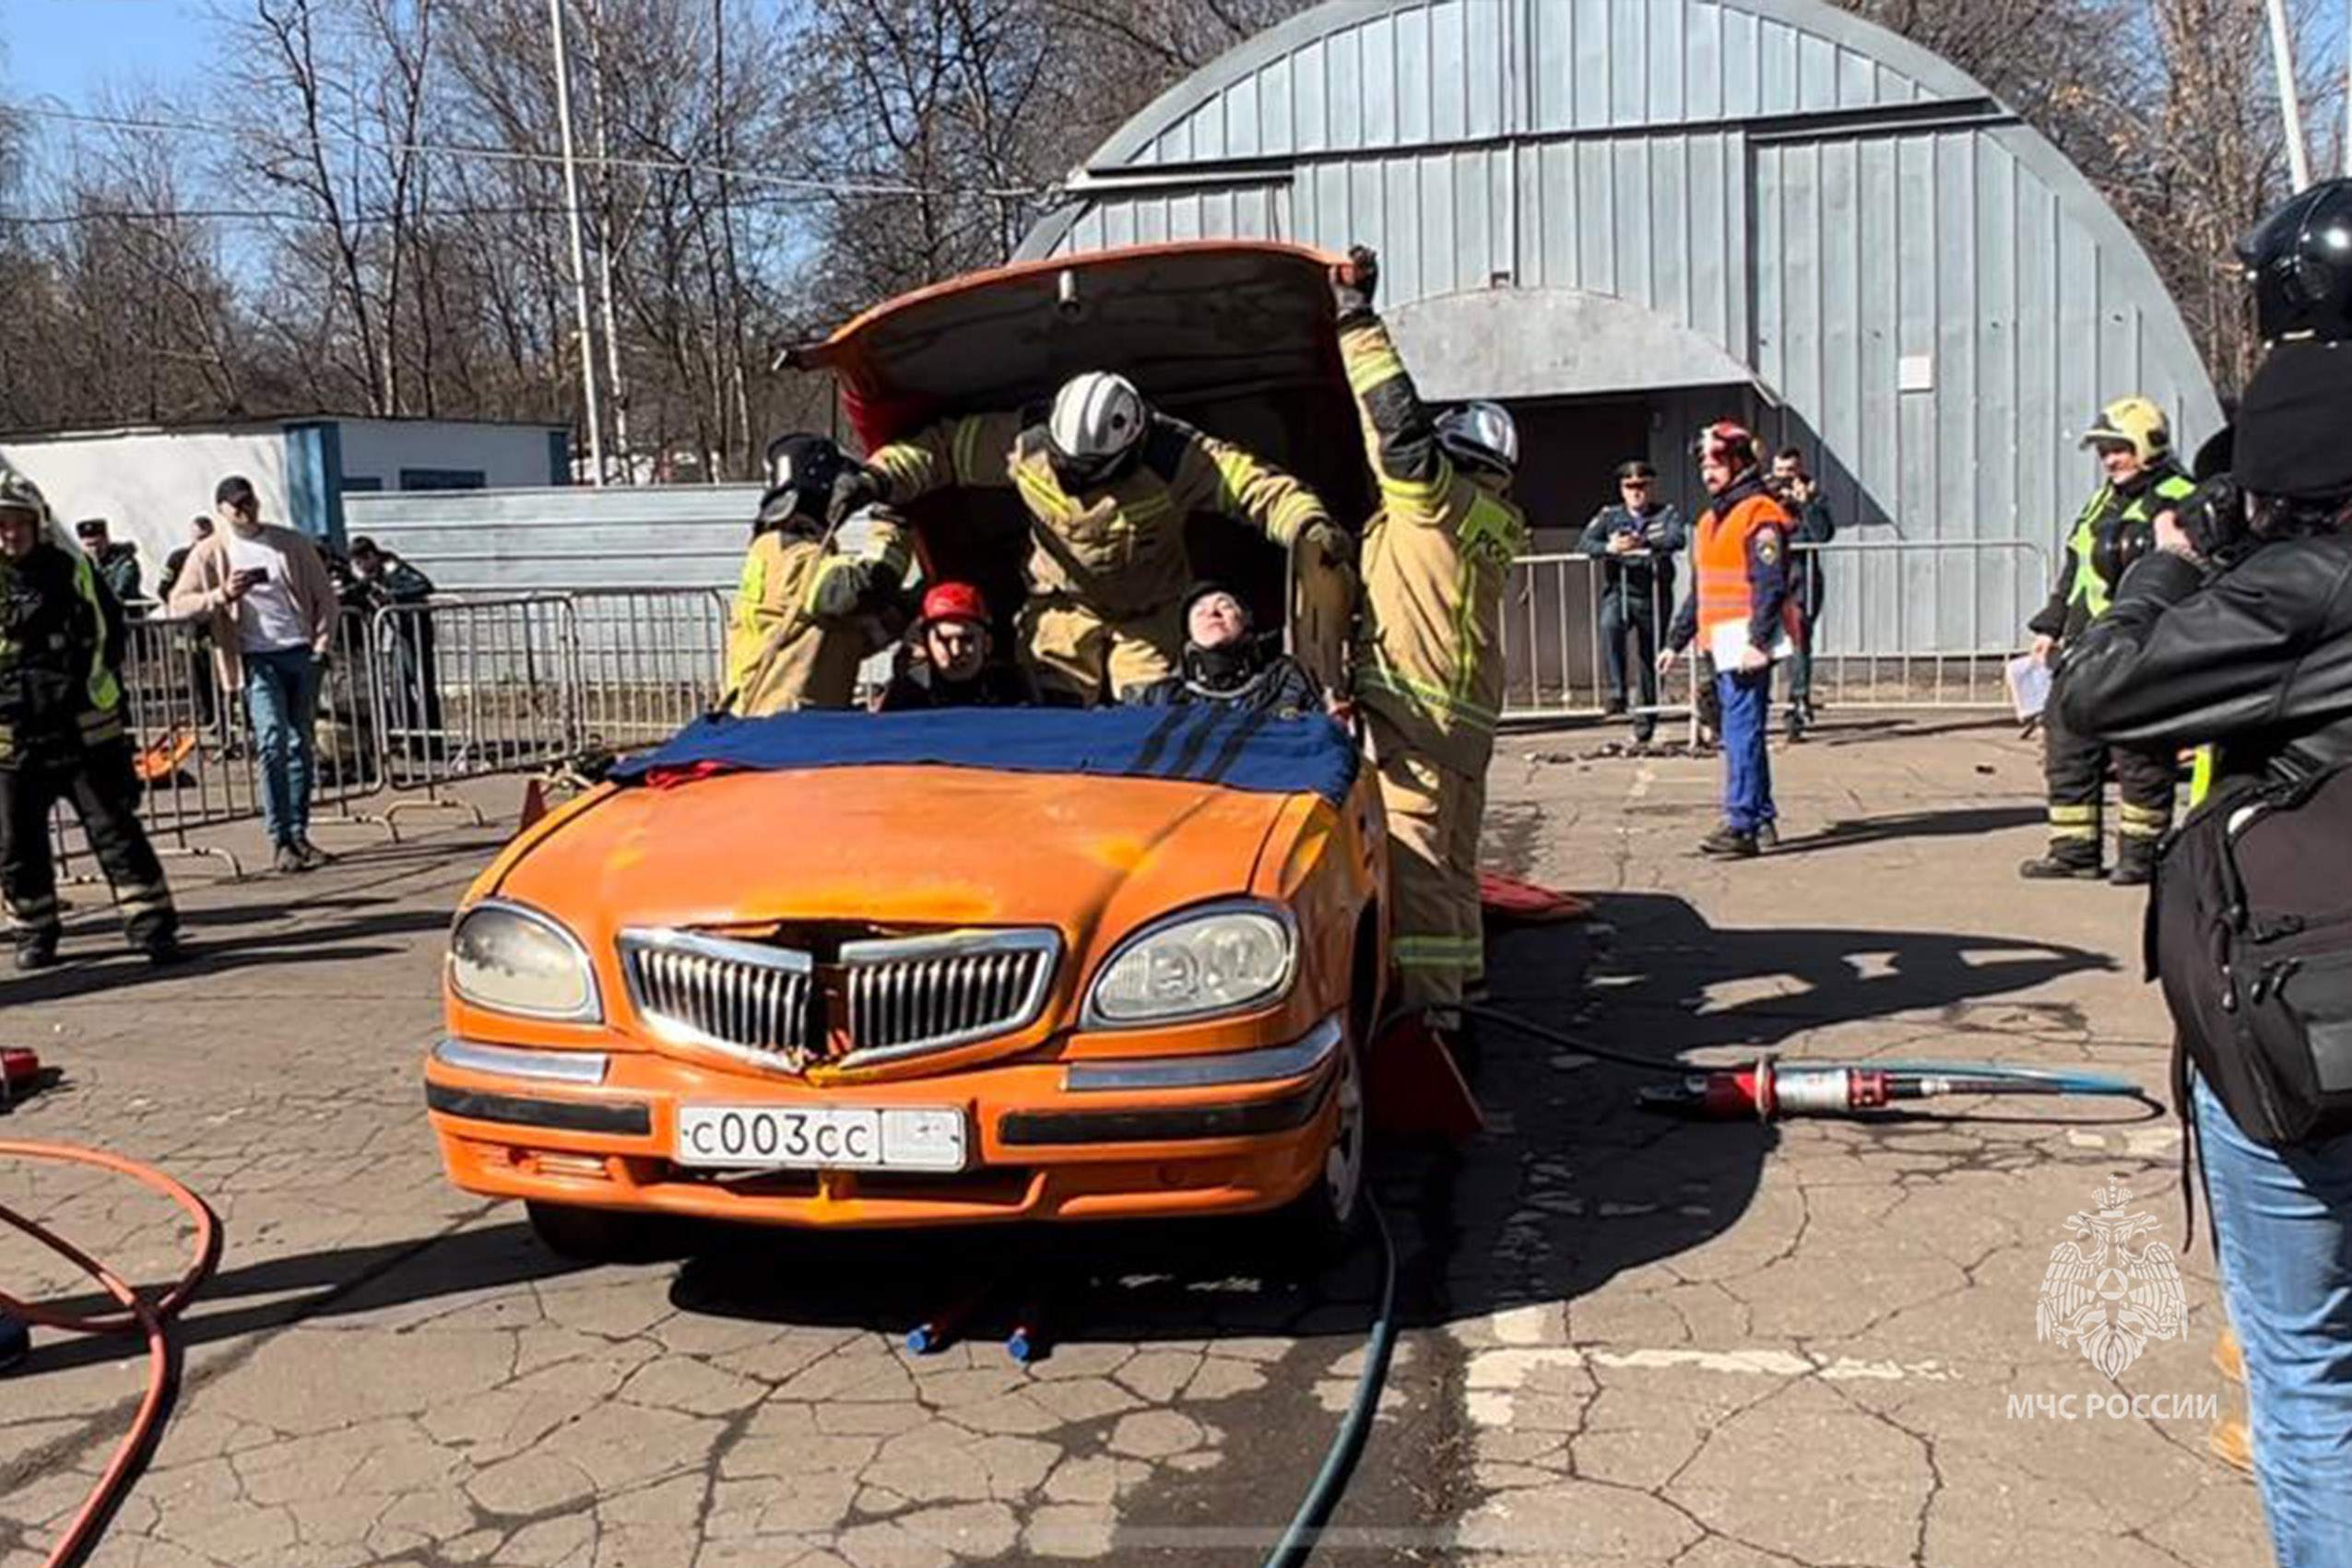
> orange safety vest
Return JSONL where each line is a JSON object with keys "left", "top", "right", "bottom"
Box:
{"left": 1692, "top": 491, "right": 1801, "bottom": 648}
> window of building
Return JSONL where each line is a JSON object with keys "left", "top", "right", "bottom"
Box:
{"left": 398, "top": 468, "right": 487, "bottom": 491}
{"left": 342, "top": 476, "right": 384, "bottom": 492}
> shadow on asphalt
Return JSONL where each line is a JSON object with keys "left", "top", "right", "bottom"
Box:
{"left": 1765, "top": 803, "right": 2046, "bottom": 854}
{"left": 0, "top": 906, "right": 449, "bottom": 1005}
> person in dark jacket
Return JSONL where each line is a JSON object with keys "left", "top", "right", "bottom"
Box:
{"left": 2053, "top": 178, "right": 2352, "bottom": 1567}
{"left": 1578, "top": 460, "right": 1683, "bottom": 743}
{"left": 1767, "top": 448, "right": 1837, "bottom": 739}
{"left": 75, "top": 518, "right": 144, "bottom": 614}
{"left": 878, "top": 581, "right": 1033, "bottom": 711}
{"left": 1129, "top": 582, "right": 1322, "bottom": 717}
{"left": 0, "top": 472, "right": 178, "bottom": 967}
{"left": 2020, "top": 396, "right": 2198, "bottom": 885}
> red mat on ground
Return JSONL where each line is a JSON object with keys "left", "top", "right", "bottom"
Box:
{"left": 1479, "top": 870, "right": 1592, "bottom": 925}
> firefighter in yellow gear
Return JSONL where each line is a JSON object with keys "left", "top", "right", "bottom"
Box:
{"left": 1331, "top": 246, "right": 1528, "bottom": 1018}
{"left": 832, "top": 373, "right": 1347, "bottom": 706}
{"left": 725, "top": 433, "right": 912, "bottom": 717}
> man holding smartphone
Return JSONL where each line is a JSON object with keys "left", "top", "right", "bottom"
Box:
{"left": 167, "top": 477, "right": 339, "bottom": 872}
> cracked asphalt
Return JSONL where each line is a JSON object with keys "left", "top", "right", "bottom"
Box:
{"left": 1, "top": 715, "right": 2268, "bottom": 1566}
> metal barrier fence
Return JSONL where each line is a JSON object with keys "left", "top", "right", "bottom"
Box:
{"left": 1499, "top": 536, "right": 2051, "bottom": 723}
{"left": 74, "top": 541, "right": 2046, "bottom": 872}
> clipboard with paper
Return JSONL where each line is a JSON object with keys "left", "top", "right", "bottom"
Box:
{"left": 1708, "top": 619, "right": 1795, "bottom": 666}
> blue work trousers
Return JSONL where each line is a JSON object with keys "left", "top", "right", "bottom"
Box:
{"left": 2194, "top": 1077, "right": 2352, "bottom": 1568}
{"left": 1716, "top": 665, "right": 1776, "bottom": 832}
{"left": 243, "top": 645, "right": 320, "bottom": 848}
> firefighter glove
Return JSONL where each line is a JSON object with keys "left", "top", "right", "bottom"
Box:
{"left": 1330, "top": 245, "right": 1379, "bottom": 321}
{"left": 826, "top": 465, "right": 885, "bottom": 526}
{"left": 1301, "top": 519, "right": 1357, "bottom": 569}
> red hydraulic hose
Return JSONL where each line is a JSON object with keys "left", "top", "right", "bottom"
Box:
{"left": 0, "top": 1141, "right": 221, "bottom": 1568}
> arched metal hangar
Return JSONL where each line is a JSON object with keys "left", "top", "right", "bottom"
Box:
{"left": 1019, "top": 0, "right": 2222, "bottom": 669}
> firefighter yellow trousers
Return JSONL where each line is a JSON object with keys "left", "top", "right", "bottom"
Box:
{"left": 1366, "top": 710, "right": 1487, "bottom": 1010}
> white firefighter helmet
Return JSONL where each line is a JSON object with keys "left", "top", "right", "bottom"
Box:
{"left": 1436, "top": 400, "right": 1519, "bottom": 477}
{"left": 0, "top": 468, "right": 49, "bottom": 522}
{"left": 1046, "top": 371, "right": 1148, "bottom": 467}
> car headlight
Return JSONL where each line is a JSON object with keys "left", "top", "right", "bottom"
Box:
{"left": 448, "top": 901, "right": 600, "bottom": 1020}
{"left": 1085, "top": 902, "right": 1295, "bottom": 1025}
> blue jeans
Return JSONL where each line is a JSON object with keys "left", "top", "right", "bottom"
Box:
{"left": 1716, "top": 666, "right": 1776, "bottom": 832}
{"left": 242, "top": 646, "right": 320, "bottom": 847}
{"left": 2194, "top": 1076, "right": 2352, "bottom": 1567}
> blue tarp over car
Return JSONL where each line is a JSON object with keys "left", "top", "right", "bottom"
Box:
{"left": 611, "top": 705, "right": 1361, "bottom": 807}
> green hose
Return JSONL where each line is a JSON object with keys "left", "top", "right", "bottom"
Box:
{"left": 1260, "top": 1193, "right": 1398, "bottom": 1568}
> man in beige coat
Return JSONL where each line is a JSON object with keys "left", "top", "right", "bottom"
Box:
{"left": 167, "top": 477, "right": 339, "bottom": 873}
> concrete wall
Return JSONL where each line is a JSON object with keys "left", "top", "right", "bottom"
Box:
{"left": 0, "top": 429, "right": 291, "bottom": 599}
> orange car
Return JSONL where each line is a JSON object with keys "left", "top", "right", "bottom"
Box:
{"left": 424, "top": 243, "right": 1391, "bottom": 1258}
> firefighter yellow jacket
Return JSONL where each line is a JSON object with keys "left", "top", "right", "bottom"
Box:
{"left": 1341, "top": 314, "right": 1528, "bottom": 776}
{"left": 866, "top": 409, "right": 1330, "bottom": 620}
{"left": 725, "top": 513, "right": 909, "bottom": 717}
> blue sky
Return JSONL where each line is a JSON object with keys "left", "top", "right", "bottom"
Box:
{"left": 0, "top": 0, "right": 211, "bottom": 110}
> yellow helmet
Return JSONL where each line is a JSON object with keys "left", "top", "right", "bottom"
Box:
{"left": 2080, "top": 396, "right": 2170, "bottom": 465}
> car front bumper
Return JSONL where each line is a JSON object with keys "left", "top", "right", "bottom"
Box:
{"left": 422, "top": 1015, "right": 1345, "bottom": 1229}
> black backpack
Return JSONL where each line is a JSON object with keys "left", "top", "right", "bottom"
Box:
{"left": 2151, "top": 757, "right": 2352, "bottom": 1149}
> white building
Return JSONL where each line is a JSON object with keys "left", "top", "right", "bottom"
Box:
{"left": 0, "top": 415, "right": 570, "bottom": 596}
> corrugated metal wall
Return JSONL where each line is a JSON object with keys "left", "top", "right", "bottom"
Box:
{"left": 345, "top": 485, "right": 760, "bottom": 594}
{"left": 1023, "top": 0, "right": 2222, "bottom": 655}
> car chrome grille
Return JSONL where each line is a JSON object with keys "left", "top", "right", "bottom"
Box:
{"left": 618, "top": 926, "right": 1059, "bottom": 1073}
{"left": 841, "top": 930, "right": 1060, "bottom": 1066}
{"left": 619, "top": 930, "right": 814, "bottom": 1070}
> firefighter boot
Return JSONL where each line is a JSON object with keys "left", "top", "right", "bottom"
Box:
{"left": 2018, "top": 842, "right": 2104, "bottom": 880}
{"left": 2110, "top": 837, "right": 2161, "bottom": 888}
{"left": 12, "top": 928, "right": 59, "bottom": 972}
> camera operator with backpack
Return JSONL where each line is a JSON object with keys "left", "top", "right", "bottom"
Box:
{"left": 2054, "top": 178, "right": 2352, "bottom": 1567}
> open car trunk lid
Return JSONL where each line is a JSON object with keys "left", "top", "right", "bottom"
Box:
{"left": 791, "top": 243, "right": 1369, "bottom": 681}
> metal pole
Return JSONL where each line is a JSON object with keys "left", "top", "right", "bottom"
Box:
{"left": 2264, "top": 0, "right": 2312, "bottom": 192}
{"left": 549, "top": 0, "right": 609, "bottom": 485}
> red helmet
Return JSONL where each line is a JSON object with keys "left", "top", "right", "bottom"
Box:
{"left": 918, "top": 581, "right": 989, "bottom": 628}
{"left": 1696, "top": 420, "right": 1759, "bottom": 470}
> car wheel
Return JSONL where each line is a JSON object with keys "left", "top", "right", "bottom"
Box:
{"left": 525, "top": 1199, "right": 667, "bottom": 1264}
{"left": 1277, "top": 1032, "right": 1368, "bottom": 1255}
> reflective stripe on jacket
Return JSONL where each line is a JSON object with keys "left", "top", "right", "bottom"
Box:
{"left": 725, "top": 511, "right": 909, "bottom": 716}
{"left": 2031, "top": 466, "right": 2197, "bottom": 641}
{"left": 1339, "top": 313, "right": 1528, "bottom": 775}
{"left": 0, "top": 543, "right": 124, "bottom": 765}
{"left": 867, "top": 409, "right": 1329, "bottom": 619}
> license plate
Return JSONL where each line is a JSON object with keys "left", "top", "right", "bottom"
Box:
{"left": 672, "top": 1105, "right": 966, "bottom": 1172}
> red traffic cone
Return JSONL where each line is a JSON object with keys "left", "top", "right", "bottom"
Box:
{"left": 516, "top": 777, "right": 550, "bottom": 832}
{"left": 1, "top": 1047, "right": 41, "bottom": 1110}
{"left": 1366, "top": 1014, "right": 1483, "bottom": 1142}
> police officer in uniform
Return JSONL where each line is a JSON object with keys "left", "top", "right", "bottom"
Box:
{"left": 0, "top": 471, "right": 178, "bottom": 968}
{"left": 1579, "top": 460, "right": 1684, "bottom": 743}
{"left": 2020, "top": 397, "right": 2197, "bottom": 885}
{"left": 725, "top": 433, "right": 913, "bottom": 717}
{"left": 831, "top": 374, "right": 1347, "bottom": 707}
{"left": 1330, "top": 246, "right": 1528, "bottom": 1024}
